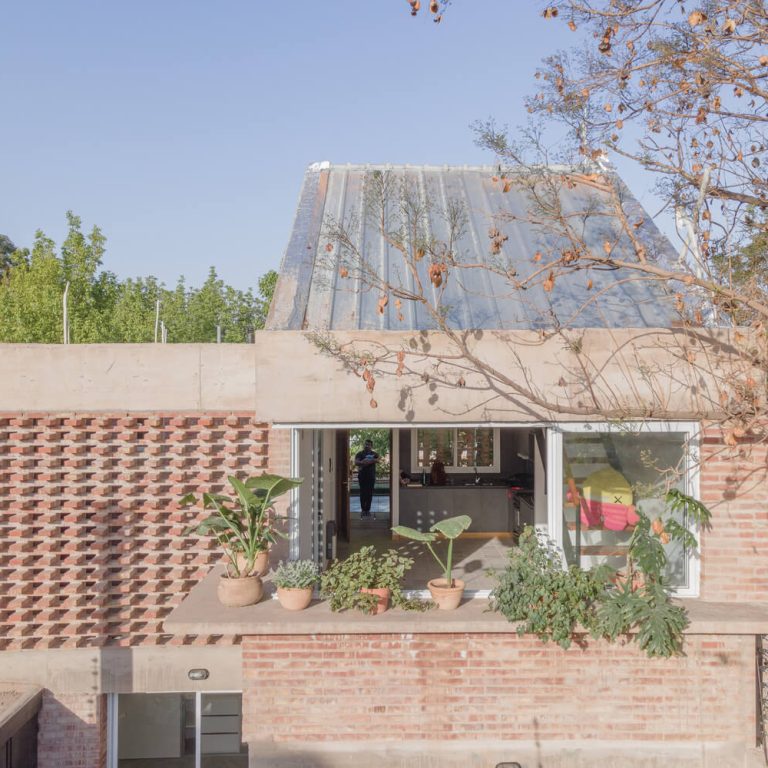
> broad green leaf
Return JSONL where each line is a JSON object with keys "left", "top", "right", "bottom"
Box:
{"left": 245, "top": 474, "right": 303, "bottom": 500}
{"left": 392, "top": 525, "right": 436, "bottom": 542}
{"left": 430, "top": 515, "right": 472, "bottom": 539}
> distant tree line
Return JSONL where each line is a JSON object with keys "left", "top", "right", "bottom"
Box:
{"left": 0, "top": 212, "right": 277, "bottom": 343}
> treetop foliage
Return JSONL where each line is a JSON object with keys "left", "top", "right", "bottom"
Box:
{"left": 0, "top": 213, "right": 276, "bottom": 343}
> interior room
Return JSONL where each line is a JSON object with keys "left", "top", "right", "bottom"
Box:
{"left": 332, "top": 426, "right": 545, "bottom": 592}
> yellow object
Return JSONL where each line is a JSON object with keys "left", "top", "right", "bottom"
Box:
{"left": 582, "top": 467, "right": 633, "bottom": 506}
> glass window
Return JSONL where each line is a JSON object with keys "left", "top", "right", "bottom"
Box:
{"left": 118, "top": 693, "right": 194, "bottom": 766}
{"left": 412, "top": 428, "right": 499, "bottom": 472}
{"left": 116, "top": 692, "right": 247, "bottom": 768}
{"left": 561, "top": 429, "right": 691, "bottom": 589}
{"left": 201, "top": 693, "right": 248, "bottom": 767}
{"left": 457, "top": 428, "right": 495, "bottom": 468}
{"left": 415, "top": 428, "right": 454, "bottom": 468}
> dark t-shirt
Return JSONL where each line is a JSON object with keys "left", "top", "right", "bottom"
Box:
{"left": 355, "top": 449, "right": 378, "bottom": 485}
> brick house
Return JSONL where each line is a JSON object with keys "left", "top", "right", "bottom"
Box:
{"left": 1, "top": 164, "right": 767, "bottom": 767}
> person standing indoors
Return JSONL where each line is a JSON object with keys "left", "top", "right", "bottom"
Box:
{"left": 354, "top": 439, "right": 379, "bottom": 520}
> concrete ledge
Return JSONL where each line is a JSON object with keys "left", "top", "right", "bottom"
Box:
{"left": 164, "top": 566, "right": 768, "bottom": 637}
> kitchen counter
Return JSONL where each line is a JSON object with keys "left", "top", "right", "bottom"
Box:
{"left": 398, "top": 485, "right": 514, "bottom": 533}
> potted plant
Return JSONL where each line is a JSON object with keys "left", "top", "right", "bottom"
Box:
{"left": 392, "top": 514, "right": 471, "bottom": 609}
{"left": 182, "top": 473, "right": 303, "bottom": 608}
{"left": 273, "top": 559, "right": 319, "bottom": 611}
{"left": 320, "top": 546, "right": 414, "bottom": 614}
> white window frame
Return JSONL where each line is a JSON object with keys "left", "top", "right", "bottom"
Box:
{"left": 546, "top": 421, "right": 701, "bottom": 598}
{"left": 107, "top": 690, "right": 245, "bottom": 768}
{"left": 409, "top": 427, "right": 501, "bottom": 474}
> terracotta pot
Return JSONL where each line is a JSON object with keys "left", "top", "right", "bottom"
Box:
{"left": 428, "top": 578, "right": 465, "bottom": 610}
{"left": 359, "top": 587, "right": 391, "bottom": 615}
{"left": 276, "top": 586, "right": 314, "bottom": 611}
{"left": 217, "top": 574, "right": 263, "bottom": 607}
{"left": 234, "top": 549, "right": 269, "bottom": 577}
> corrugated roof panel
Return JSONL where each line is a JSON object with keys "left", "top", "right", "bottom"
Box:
{"left": 267, "top": 164, "right": 681, "bottom": 332}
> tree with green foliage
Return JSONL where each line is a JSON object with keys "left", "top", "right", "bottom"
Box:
{"left": 0, "top": 234, "right": 20, "bottom": 276}
{"left": 0, "top": 213, "right": 277, "bottom": 343}
{"left": 349, "top": 429, "right": 391, "bottom": 479}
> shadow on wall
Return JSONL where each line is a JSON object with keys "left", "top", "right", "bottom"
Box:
{"left": 249, "top": 750, "right": 332, "bottom": 768}
{"left": 37, "top": 691, "right": 102, "bottom": 768}
{"left": 247, "top": 747, "right": 527, "bottom": 768}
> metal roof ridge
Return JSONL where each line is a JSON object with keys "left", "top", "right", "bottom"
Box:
{"left": 305, "top": 161, "right": 610, "bottom": 175}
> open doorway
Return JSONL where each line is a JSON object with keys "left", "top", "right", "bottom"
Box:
{"left": 309, "top": 425, "right": 545, "bottom": 591}
{"left": 335, "top": 429, "right": 392, "bottom": 552}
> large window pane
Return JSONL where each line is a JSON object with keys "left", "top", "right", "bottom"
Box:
{"left": 118, "top": 693, "right": 194, "bottom": 767}
{"left": 416, "top": 429, "right": 454, "bottom": 468}
{"left": 456, "top": 428, "right": 495, "bottom": 468}
{"left": 201, "top": 694, "right": 248, "bottom": 768}
{"left": 562, "top": 431, "right": 688, "bottom": 588}
{"left": 117, "top": 693, "right": 248, "bottom": 768}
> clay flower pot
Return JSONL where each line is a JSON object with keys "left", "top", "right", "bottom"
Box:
{"left": 218, "top": 574, "right": 263, "bottom": 607}
{"left": 427, "top": 578, "right": 465, "bottom": 610}
{"left": 276, "top": 586, "right": 314, "bottom": 611}
{"left": 235, "top": 550, "right": 269, "bottom": 577}
{"left": 360, "top": 587, "right": 391, "bottom": 615}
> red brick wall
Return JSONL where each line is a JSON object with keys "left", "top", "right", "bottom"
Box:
{"left": 699, "top": 423, "right": 768, "bottom": 601}
{"left": 242, "top": 632, "right": 755, "bottom": 745}
{"left": 37, "top": 691, "right": 104, "bottom": 768}
{"left": 0, "top": 412, "right": 272, "bottom": 651}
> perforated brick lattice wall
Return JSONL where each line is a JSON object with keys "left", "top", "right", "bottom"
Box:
{"left": 0, "top": 412, "right": 271, "bottom": 651}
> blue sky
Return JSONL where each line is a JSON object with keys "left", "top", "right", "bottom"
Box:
{"left": 0, "top": 2, "right": 662, "bottom": 289}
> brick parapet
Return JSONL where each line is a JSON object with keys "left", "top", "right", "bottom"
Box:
{"left": 242, "top": 632, "right": 755, "bottom": 745}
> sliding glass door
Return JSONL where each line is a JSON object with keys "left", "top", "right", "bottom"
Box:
{"left": 111, "top": 692, "right": 247, "bottom": 768}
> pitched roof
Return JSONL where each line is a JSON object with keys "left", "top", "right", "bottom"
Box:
{"left": 267, "top": 163, "right": 680, "bottom": 331}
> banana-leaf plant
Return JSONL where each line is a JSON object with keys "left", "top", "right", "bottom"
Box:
{"left": 181, "top": 474, "right": 302, "bottom": 578}
{"left": 392, "top": 514, "right": 471, "bottom": 586}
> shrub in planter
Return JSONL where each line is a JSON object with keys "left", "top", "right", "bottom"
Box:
{"left": 273, "top": 559, "right": 319, "bottom": 611}
{"left": 320, "top": 546, "right": 420, "bottom": 614}
{"left": 488, "top": 527, "right": 610, "bottom": 649}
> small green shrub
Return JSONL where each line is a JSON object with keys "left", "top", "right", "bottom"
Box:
{"left": 273, "top": 559, "right": 320, "bottom": 590}
{"left": 488, "top": 527, "right": 610, "bottom": 650}
{"left": 320, "top": 546, "right": 426, "bottom": 613}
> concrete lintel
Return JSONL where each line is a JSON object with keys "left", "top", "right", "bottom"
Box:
{"left": 0, "top": 327, "right": 743, "bottom": 421}
{"left": 0, "top": 645, "right": 242, "bottom": 694}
